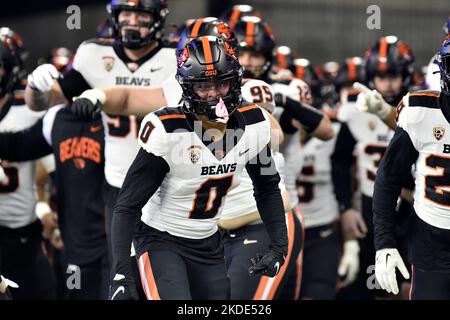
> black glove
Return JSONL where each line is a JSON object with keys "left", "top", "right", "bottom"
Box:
{"left": 108, "top": 274, "right": 139, "bottom": 300}
{"left": 70, "top": 98, "right": 103, "bottom": 119}
{"left": 248, "top": 250, "right": 286, "bottom": 278}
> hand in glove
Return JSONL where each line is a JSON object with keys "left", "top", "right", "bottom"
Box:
{"left": 27, "top": 64, "right": 60, "bottom": 92}
{"left": 375, "top": 248, "right": 410, "bottom": 295}
{"left": 353, "top": 82, "right": 393, "bottom": 120}
{"left": 338, "top": 240, "right": 360, "bottom": 287}
{"left": 71, "top": 88, "right": 106, "bottom": 119}
{"left": 248, "top": 250, "right": 286, "bottom": 278}
{"left": 109, "top": 273, "right": 139, "bottom": 300}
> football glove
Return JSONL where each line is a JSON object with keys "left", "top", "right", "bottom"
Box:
{"left": 338, "top": 240, "right": 360, "bottom": 287}
{"left": 109, "top": 273, "right": 139, "bottom": 300}
{"left": 248, "top": 250, "right": 286, "bottom": 278}
{"left": 353, "top": 82, "right": 393, "bottom": 120}
{"left": 375, "top": 248, "right": 410, "bottom": 295}
{"left": 71, "top": 88, "right": 105, "bottom": 119}
{"left": 27, "top": 64, "right": 60, "bottom": 92}
{"left": 0, "top": 275, "right": 18, "bottom": 300}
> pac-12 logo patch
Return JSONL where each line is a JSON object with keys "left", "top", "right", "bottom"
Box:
{"left": 102, "top": 56, "right": 115, "bottom": 72}
{"left": 188, "top": 145, "right": 202, "bottom": 164}
{"left": 433, "top": 127, "right": 445, "bottom": 141}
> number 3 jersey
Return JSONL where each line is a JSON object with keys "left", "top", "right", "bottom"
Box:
{"left": 337, "top": 93, "right": 394, "bottom": 198}
{"left": 138, "top": 104, "right": 271, "bottom": 239}
{"left": 60, "top": 39, "right": 181, "bottom": 188}
{"left": 397, "top": 91, "right": 450, "bottom": 229}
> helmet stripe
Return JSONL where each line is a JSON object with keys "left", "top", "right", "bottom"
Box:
{"left": 277, "top": 51, "right": 287, "bottom": 69}
{"left": 229, "top": 8, "right": 241, "bottom": 29}
{"left": 348, "top": 58, "right": 357, "bottom": 81}
{"left": 378, "top": 37, "right": 388, "bottom": 72}
{"left": 296, "top": 65, "right": 305, "bottom": 80}
{"left": 201, "top": 36, "right": 214, "bottom": 70}
{"left": 191, "top": 18, "right": 205, "bottom": 38}
{"left": 245, "top": 21, "right": 255, "bottom": 47}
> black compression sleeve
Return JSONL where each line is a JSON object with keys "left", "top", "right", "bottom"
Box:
{"left": 283, "top": 97, "right": 323, "bottom": 133}
{"left": 111, "top": 148, "right": 169, "bottom": 277}
{"left": 57, "top": 68, "right": 91, "bottom": 100}
{"left": 278, "top": 111, "right": 297, "bottom": 134}
{"left": 0, "top": 119, "right": 52, "bottom": 161}
{"left": 245, "top": 145, "right": 288, "bottom": 257}
{"left": 373, "top": 127, "right": 418, "bottom": 250}
{"left": 331, "top": 122, "right": 357, "bottom": 214}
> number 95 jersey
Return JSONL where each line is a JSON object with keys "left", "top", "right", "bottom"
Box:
{"left": 397, "top": 91, "right": 450, "bottom": 229}
{"left": 138, "top": 104, "right": 271, "bottom": 239}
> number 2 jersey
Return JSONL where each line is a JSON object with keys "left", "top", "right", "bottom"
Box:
{"left": 58, "top": 39, "right": 182, "bottom": 188}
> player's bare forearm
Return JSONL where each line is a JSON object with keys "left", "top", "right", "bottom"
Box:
{"left": 382, "top": 107, "right": 397, "bottom": 130}
{"left": 25, "top": 82, "right": 66, "bottom": 111}
{"left": 311, "top": 114, "right": 334, "bottom": 141}
{"left": 103, "top": 86, "right": 167, "bottom": 116}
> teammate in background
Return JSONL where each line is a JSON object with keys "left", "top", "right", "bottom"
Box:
{"left": 332, "top": 36, "right": 415, "bottom": 300}
{"left": 110, "top": 36, "right": 288, "bottom": 300}
{"left": 25, "top": 0, "right": 178, "bottom": 299}
{"left": 374, "top": 36, "right": 450, "bottom": 299}
{"left": 0, "top": 27, "right": 56, "bottom": 300}
{"left": 296, "top": 59, "right": 365, "bottom": 299}
{"left": 220, "top": 4, "right": 261, "bottom": 29}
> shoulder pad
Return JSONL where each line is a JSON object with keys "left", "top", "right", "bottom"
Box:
{"left": 154, "top": 107, "right": 191, "bottom": 133}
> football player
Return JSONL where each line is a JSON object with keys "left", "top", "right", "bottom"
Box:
{"left": 25, "top": 0, "right": 178, "bottom": 298}
{"left": 109, "top": 36, "right": 288, "bottom": 300}
{"left": 332, "top": 36, "right": 415, "bottom": 299}
{"left": 374, "top": 36, "right": 450, "bottom": 299}
{"left": 0, "top": 27, "right": 56, "bottom": 299}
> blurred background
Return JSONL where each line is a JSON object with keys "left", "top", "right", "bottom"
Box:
{"left": 3, "top": 0, "right": 449, "bottom": 72}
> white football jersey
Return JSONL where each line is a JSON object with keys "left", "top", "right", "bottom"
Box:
{"left": 138, "top": 104, "right": 271, "bottom": 239}
{"left": 72, "top": 40, "right": 181, "bottom": 188}
{"left": 0, "top": 103, "right": 45, "bottom": 228}
{"left": 398, "top": 91, "right": 450, "bottom": 229}
{"left": 221, "top": 151, "right": 287, "bottom": 220}
{"left": 338, "top": 96, "right": 394, "bottom": 197}
{"left": 298, "top": 122, "right": 340, "bottom": 228}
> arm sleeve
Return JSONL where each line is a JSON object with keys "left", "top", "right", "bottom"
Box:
{"left": 331, "top": 122, "right": 357, "bottom": 214}
{"left": 111, "top": 148, "right": 169, "bottom": 276}
{"left": 245, "top": 145, "right": 288, "bottom": 257}
{"left": 0, "top": 119, "right": 52, "bottom": 161}
{"left": 282, "top": 97, "right": 323, "bottom": 134}
{"left": 373, "top": 126, "right": 418, "bottom": 250}
{"left": 57, "top": 68, "right": 91, "bottom": 100}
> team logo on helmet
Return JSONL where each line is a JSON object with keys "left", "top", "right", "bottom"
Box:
{"left": 223, "top": 42, "right": 236, "bottom": 59}
{"left": 433, "top": 127, "right": 445, "bottom": 141}
{"left": 217, "top": 23, "right": 232, "bottom": 39}
{"left": 102, "top": 56, "right": 115, "bottom": 72}
{"left": 178, "top": 47, "right": 190, "bottom": 68}
{"left": 188, "top": 145, "right": 202, "bottom": 164}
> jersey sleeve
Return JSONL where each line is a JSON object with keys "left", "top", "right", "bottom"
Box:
{"left": 396, "top": 93, "right": 422, "bottom": 150}
{"left": 138, "top": 112, "right": 169, "bottom": 158}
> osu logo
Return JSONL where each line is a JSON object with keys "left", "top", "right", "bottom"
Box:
{"left": 60, "top": 137, "right": 101, "bottom": 168}
{"left": 205, "top": 69, "right": 218, "bottom": 77}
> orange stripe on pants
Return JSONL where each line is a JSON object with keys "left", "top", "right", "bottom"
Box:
{"left": 253, "top": 210, "right": 296, "bottom": 300}
{"left": 138, "top": 252, "right": 161, "bottom": 300}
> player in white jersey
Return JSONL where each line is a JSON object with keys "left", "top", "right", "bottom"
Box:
{"left": 332, "top": 36, "right": 415, "bottom": 300}
{"left": 109, "top": 36, "right": 288, "bottom": 300}
{"left": 374, "top": 36, "right": 450, "bottom": 300}
{"left": 25, "top": 0, "right": 177, "bottom": 298}
{"left": 0, "top": 28, "right": 55, "bottom": 300}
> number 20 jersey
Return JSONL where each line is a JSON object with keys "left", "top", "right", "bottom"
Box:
{"left": 138, "top": 105, "right": 271, "bottom": 239}
{"left": 71, "top": 40, "right": 181, "bottom": 188}
{"left": 397, "top": 91, "right": 450, "bottom": 229}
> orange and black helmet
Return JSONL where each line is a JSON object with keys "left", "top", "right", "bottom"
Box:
{"left": 0, "top": 27, "right": 27, "bottom": 97}
{"left": 108, "top": 0, "right": 169, "bottom": 49}
{"left": 220, "top": 4, "right": 261, "bottom": 29}
{"left": 176, "top": 36, "right": 243, "bottom": 121}
{"left": 271, "top": 45, "right": 295, "bottom": 74}
{"left": 176, "top": 17, "right": 238, "bottom": 58}
{"left": 364, "top": 36, "right": 414, "bottom": 85}
{"left": 335, "top": 56, "right": 366, "bottom": 91}
{"left": 232, "top": 16, "right": 276, "bottom": 79}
